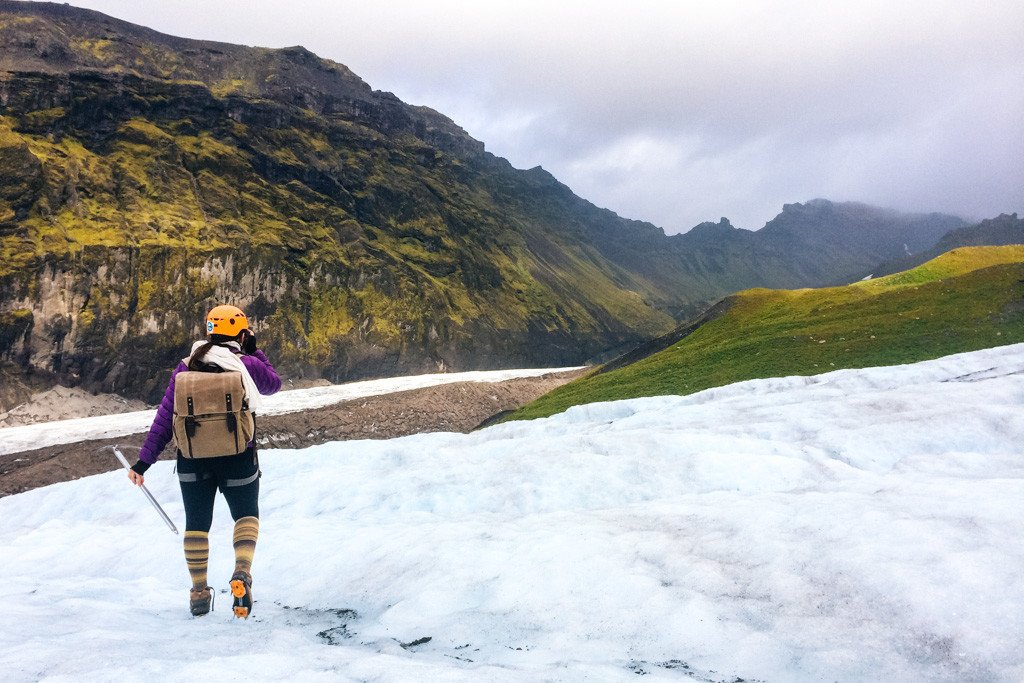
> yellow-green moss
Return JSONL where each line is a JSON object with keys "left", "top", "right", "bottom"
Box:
{"left": 210, "top": 78, "right": 249, "bottom": 97}
{"left": 72, "top": 38, "right": 115, "bottom": 60}
{"left": 306, "top": 287, "right": 355, "bottom": 365}
{"left": 23, "top": 107, "right": 65, "bottom": 127}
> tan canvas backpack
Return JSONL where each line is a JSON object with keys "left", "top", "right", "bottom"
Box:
{"left": 172, "top": 370, "right": 256, "bottom": 458}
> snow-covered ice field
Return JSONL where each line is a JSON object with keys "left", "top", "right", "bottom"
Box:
{"left": 1, "top": 346, "right": 1023, "bottom": 681}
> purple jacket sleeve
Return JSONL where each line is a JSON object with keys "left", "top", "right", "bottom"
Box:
{"left": 137, "top": 361, "right": 188, "bottom": 465}
{"left": 242, "top": 349, "right": 282, "bottom": 398}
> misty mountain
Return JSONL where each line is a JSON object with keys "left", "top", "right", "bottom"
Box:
{"left": 867, "top": 213, "right": 1024, "bottom": 278}
{"left": 0, "top": 1, "right": 967, "bottom": 403}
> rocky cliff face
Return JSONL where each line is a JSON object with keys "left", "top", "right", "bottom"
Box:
{"left": 0, "top": 245, "right": 610, "bottom": 402}
{"left": 0, "top": 2, "right": 969, "bottom": 406}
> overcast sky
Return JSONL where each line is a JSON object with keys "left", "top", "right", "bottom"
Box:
{"left": 61, "top": 0, "right": 1023, "bottom": 233}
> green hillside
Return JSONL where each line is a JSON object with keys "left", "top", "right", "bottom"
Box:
{"left": 509, "top": 246, "right": 1024, "bottom": 420}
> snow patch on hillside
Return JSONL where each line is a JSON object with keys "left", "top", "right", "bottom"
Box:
{"left": 0, "top": 366, "right": 582, "bottom": 456}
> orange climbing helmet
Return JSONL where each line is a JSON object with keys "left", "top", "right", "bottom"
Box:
{"left": 205, "top": 304, "right": 249, "bottom": 337}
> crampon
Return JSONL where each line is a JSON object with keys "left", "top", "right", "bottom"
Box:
{"left": 230, "top": 570, "right": 253, "bottom": 619}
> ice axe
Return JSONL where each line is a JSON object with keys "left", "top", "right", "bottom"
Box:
{"left": 107, "top": 445, "right": 179, "bottom": 535}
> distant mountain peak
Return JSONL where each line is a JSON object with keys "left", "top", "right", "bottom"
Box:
{"left": 782, "top": 198, "right": 871, "bottom": 215}
{"left": 801, "top": 198, "right": 834, "bottom": 209}
{"left": 688, "top": 217, "right": 736, "bottom": 235}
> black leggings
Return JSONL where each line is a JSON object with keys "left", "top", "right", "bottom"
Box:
{"left": 178, "top": 448, "right": 260, "bottom": 532}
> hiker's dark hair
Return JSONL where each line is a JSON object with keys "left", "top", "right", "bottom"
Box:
{"left": 188, "top": 333, "right": 241, "bottom": 371}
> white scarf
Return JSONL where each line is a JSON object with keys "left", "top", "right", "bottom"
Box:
{"left": 186, "top": 340, "right": 264, "bottom": 412}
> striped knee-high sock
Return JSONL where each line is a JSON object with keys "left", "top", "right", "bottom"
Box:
{"left": 233, "top": 516, "right": 259, "bottom": 574}
{"left": 183, "top": 531, "right": 209, "bottom": 589}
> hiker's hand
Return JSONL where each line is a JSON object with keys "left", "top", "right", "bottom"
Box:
{"left": 241, "top": 329, "right": 257, "bottom": 355}
{"left": 128, "top": 470, "right": 144, "bottom": 486}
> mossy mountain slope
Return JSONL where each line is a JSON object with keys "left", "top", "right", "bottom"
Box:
{"left": 0, "top": 1, "right": 680, "bottom": 401}
{"left": 0, "top": 2, "right": 968, "bottom": 403}
{"left": 510, "top": 245, "right": 1024, "bottom": 420}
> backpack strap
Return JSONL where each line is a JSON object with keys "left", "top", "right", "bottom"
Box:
{"left": 225, "top": 392, "right": 238, "bottom": 453}
{"left": 184, "top": 395, "right": 197, "bottom": 457}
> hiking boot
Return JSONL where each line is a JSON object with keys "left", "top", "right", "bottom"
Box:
{"left": 230, "top": 570, "right": 253, "bottom": 619}
{"left": 189, "top": 586, "right": 213, "bottom": 616}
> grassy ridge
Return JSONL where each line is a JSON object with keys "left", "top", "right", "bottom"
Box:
{"left": 509, "top": 246, "right": 1024, "bottom": 420}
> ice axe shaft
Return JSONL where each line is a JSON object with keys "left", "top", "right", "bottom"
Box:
{"left": 111, "top": 446, "right": 179, "bottom": 535}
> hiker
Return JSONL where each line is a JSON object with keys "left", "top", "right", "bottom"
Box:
{"left": 127, "top": 305, "right": 281, "bottom": 618}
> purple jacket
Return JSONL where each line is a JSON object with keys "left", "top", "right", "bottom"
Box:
{"left": 137, "top": 349, "right": 282, "bottom": 464}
